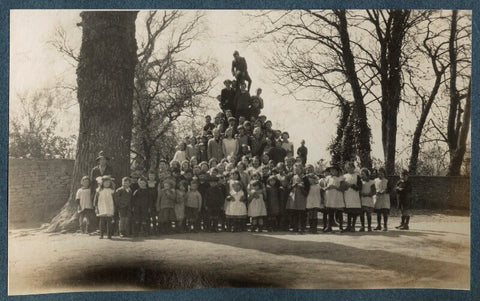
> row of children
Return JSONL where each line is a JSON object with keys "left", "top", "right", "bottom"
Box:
{"left": 77, "top": 152, "right": 412, "bottom": 238}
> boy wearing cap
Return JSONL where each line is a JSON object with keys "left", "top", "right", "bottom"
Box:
{"left": 115, "top": 177, "right": 133, "bottom": 237}
{"left": 76, "top": 176, "right": 94, "bottom": 234}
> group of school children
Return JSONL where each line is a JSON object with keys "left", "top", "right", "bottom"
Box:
{"left": 75, "top": 62, "right": 413, "bottom": 239}
{"left": 76, "top": 149, "right": 413, "bottom": 239}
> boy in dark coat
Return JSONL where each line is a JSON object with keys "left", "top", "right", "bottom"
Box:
{"left": 115, "top": 177, "right": 133, "bottom": 237}
{"left": 204, "top": 176, "right": 226, "bottom": 232}
{"left": 132, "top": 177, "right": 151, "bottom": 236}
{"left": 395, "top": 170, "right": 412, "bottom": 230}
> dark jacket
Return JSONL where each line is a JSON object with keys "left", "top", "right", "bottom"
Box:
{"left": 232, "top": 56, "right": 248, "bottom": 74}
{"left": 268, "top": 146, "right": 287, "bottom": 165}
{"left": 235, "top": 91, "right": 251, "bottom": 111}
{"left": 266, "top": 184, "right": 281, "bottom": 216}
{"left": 221, "top": 88, "right": 236, "bottom": 111}
{"left": 205, "top": 184, "right": 226, "bottom": 216}
{"left": 395, "top": 179, "right": 412, "bottom": 208}
{"left": 115, "top": 186, "right": 132, "bottom": 217}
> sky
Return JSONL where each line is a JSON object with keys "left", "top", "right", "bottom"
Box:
{"left": 10, "top": 9, "right": 420, "bottom": 165}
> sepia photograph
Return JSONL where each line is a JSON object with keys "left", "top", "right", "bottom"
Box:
{"left": 7, "top": 8, "right": 472, "bottom": 296}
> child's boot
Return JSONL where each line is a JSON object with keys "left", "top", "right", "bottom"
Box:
{"left": 396, "top": 216, "right": 405, "bottom": 229}
{"left": 350, "top": 216, "right": 357, "bottom": 232}
{"left": 374, "top": 214, "right": 382, "bottom": 230}
{"left": 401, "top": 216, "right": 410, "bottom": 230}
{"left": 382, "top": 214, "right": 389, "bottom": 232}
{"left": 359, "top": 213, "right": 365, "bottom": 232}
{"left": 312, "top": 219, "right": 318, "bottom": 234}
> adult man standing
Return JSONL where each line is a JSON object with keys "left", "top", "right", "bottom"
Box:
{"left": 297, "top": 139, "right": 308, "bottom": 165}
{"left": 90, "top": 151, "right": 114, "bottom": 192}
{"left": 207, "top": 128, "right": 224, "bottom": 162}
{"left": 231, "top": 50, "right": 252, "bottom": 92}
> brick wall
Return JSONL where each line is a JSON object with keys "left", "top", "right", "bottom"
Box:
{"left": 8, "top": 158, "right": 74, "bottom": 225}
{"left": 387, "top": 175, "right": 470, "bottom": 210}
{"left": 7, "top": 159, "right": 470, "bottom": 227}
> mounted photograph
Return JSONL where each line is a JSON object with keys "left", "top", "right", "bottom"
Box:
{"left": 8, "top": 9, "right": 471, "bottom": 295}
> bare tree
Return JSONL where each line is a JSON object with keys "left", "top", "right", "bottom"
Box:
{"left": 352, "top": 10, "right": 429, "bottom": 175}
{"left": 132, "top": 11, "right": 217, "bottom": 170}
{"left": 405, "top": 12, "right": 450, "bottom": 174}
{"left": 9, "top": 89, "right": 76, "bottom": 159}
{"left": 252, "top": 10, "right": 372, "bottom": 168}
{"left": 50, "top": 11, "right": 218, "bottom": 171}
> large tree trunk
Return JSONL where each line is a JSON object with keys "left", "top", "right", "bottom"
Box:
{"left": 445, "top": 9, "right": 470, "bottom": 176}
{"left": 448, "top": 79, "right": 471, "bottom": 175}
{"left": 47, "top": 11, "right": 138, "bottom": 232}
{"left": 335, "top": 10, "right": 372, "bottom": 169}
{"left": 382, "top": 10, "right": 410, "bottom": 175}
{"left": 447, "top": 10, "right": 459, "bottom": 153}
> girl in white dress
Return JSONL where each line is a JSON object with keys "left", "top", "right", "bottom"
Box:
{"left": 222, "top": 127, "right": 239, "bottom": 161}
{"left": 225, "top": 180, "right": 248, "bottom": 232}
{"left": 374, "top": 167, "right": 391, "bottom": 231}
{"left": 360, "top": 168, "right": 376, "bottom": 232}
{"left": 324, "top": 166, "right": 345, "bottom": 232}
{"left": 248, "top": 180, "right": 267, "bottom": 232}
{"left": 342, "top": 162, "right": 362, "bottom": 232}
{"left": 306, "top": 173, "right": 322, "bottom": 234}
{"left": 94, "top": 175, "right": 115, "bottom": 239}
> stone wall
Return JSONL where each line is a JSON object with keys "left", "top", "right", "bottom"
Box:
{"left": 8, "top": 159, "right": 74, "bottom": 226}
{"left": 8, "top": 159, "right": 470, "bottom": 227}
{"left": 387, "top": 175, "right": 470, "bottom": 210}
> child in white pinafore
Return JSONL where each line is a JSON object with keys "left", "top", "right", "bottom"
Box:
{"left": 94, "top": 175, "right": 115, "bottom": 239}
{"left": 306, "top": 173, "right": 322, "bottom": 234}
{"left": 342, "top": 162, "right": 362, "bottom": 233}
{"left": 324, "top": 166, "right": 345, "bottom": 232}
{"left": 374, "top": 167, "right": 390, "bottom": 231}
{"left": 360, "top": 168, "right": 376, "bottom": 232}
{"left": 248, "top": 180, "right": 267, "bottom": 232}
{"left": 76, "top": 176, "right": 94, "bottom": 234}
{"left": 225, "top": 180, "right": 248, "bottom": 232}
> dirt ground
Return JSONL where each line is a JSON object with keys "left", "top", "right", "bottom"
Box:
{"left": 8, "top": 211, "right": 470, "bottom": 295}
